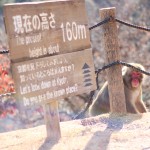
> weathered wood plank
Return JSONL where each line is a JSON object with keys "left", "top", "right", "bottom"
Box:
{"left": 3, "top": 0, "right": 90, "bottom": 62}
{"left": 43, "top": 101, "right": 61, "bottom": 141}
{"left": 12, "top": 49, "right": 96, "bottom": 107}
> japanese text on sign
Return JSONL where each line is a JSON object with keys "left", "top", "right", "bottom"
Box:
{"left": 13, "top": 13, "right": 55, "bottom": 34}
{"left": 12, "top": 49, "right": 96, "bottom": 107}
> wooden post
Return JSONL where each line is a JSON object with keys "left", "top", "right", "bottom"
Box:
{"left": 43, "top": 101, "right": 61, "bottom": 141}
{"left": 100, "top": 7, "right": 127, "bottom": 114}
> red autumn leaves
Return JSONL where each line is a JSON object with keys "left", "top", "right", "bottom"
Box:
{"left": 0, "top": 53, "right": 15, "bottom": 95}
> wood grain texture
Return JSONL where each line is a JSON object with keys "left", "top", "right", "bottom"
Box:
{"left": 100, "top": 7, "right": 126, "bottom": 114}
{"left": 3, "top": 0, "right": 90, "bottom": 62}
{"left": 43, "top": 101, "right": 61, "bottom": 140}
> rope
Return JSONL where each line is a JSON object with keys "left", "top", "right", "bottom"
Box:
{"left": 89, "top": 17, "right": 150, "bottom": 32}
{"left": 89, "top": 17, "right": 111, "bottom": 30}
{"left": 118, "top": 61, "right": 150, "bottom": 76}
{"left": 0, "top": 49, "right": 9, "bottom": 54}
{"left": 115, "top": 18, "right": 150, "bottom": 32}
{"left": 96, "top": 61, "right": 150, "bottom": 76}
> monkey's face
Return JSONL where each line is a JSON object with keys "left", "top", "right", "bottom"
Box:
{"left": 130, "top": 71, "right": 143, "bottom": 88}
{"left": 122, "top": 64, "right": 145, "bottom": 89}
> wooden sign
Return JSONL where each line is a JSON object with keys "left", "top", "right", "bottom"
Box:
{"left": 3, "top": 0, "right": 91, "bottom": 62}
{"left": 12, "top": 49, "right": 96, "bottom": 107}
{"left": 3, "top": 0, "right": 97, "bottom": 107}
{"left": 4, "top": 0, "right": 96, "bottom": 140}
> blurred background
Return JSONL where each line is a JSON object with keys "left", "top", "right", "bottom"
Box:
{"left": 0, "top": 0, "right": 150, "bottom": 132}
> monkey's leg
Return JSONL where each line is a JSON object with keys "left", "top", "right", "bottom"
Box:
{"left": 126, "top": 100, "right": 139, "bottom": 113}
{"left": 135, "top": 100, "right": 147, "bottom": 113}
{"left": 89, "top": 102, "right": 101, "bottom": 116}
{"left": 89, "top": 82, "right": 110, "bottom": 116}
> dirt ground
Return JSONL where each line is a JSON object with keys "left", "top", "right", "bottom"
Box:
{"left": 0, "top": 113, "right": 150, "bottom": 150}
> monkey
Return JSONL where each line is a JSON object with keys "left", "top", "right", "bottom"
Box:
{"left": 89, "top": 63, "right": 147, "bottom": 116}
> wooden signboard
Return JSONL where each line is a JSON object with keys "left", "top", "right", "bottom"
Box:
{"left": 12, "top": 49, "right": 96, "bottom": 107}
{"left": 3, "top": 0, "right": 96, "bottom": 104}
{"left": 4, "top": 0, "right": 96, "bottom": 140}
{"left": 3, "top": 0, "right": 91, "bottom": 63}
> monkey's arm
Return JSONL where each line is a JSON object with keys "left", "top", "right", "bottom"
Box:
{"left": 89, "top": 82, "right": 110, "bottom": 116}
{"left": 135, "top": 92, "right": 147, "bottom": 113}
{"left": 124, "top": 86, "right": 139, "bottom": 114}
{"left": 136, "top": 101, "right": 147, "bottom": 113}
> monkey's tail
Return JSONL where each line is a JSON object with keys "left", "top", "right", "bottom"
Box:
{"left": 73, "top": 91, "right": 95, "bottom": 120}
